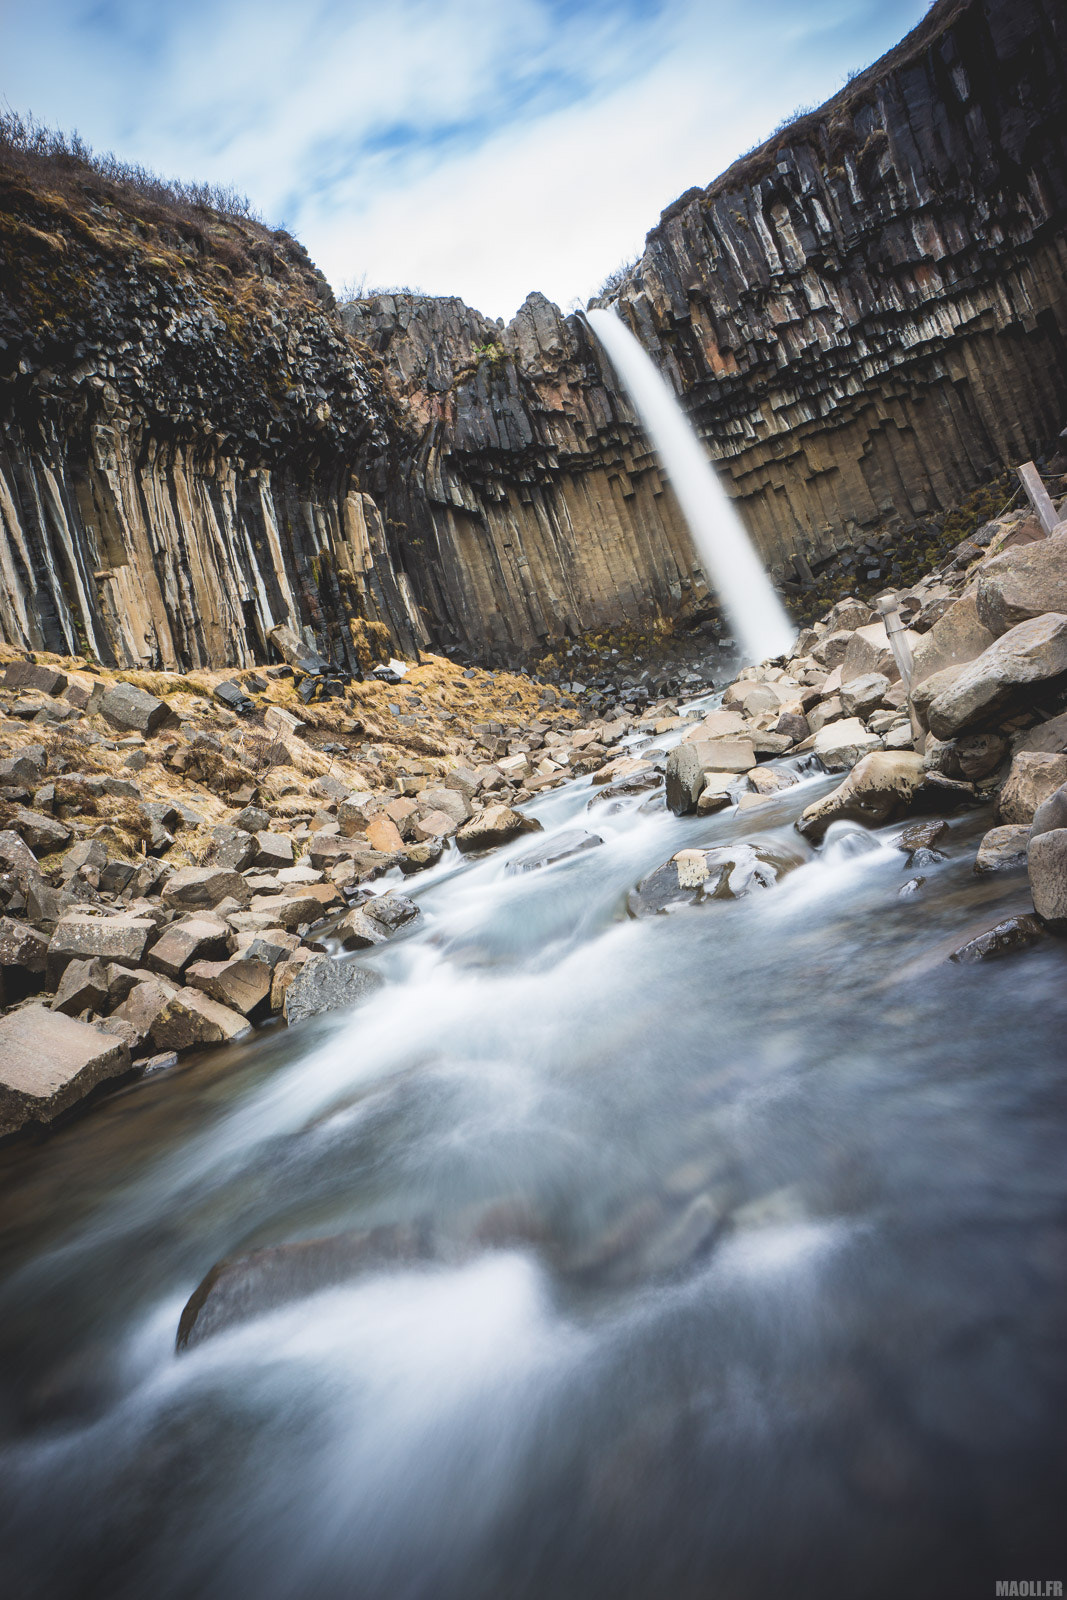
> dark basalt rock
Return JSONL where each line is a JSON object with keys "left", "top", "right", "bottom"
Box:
{"left": 948, "top": 913, "right": 1049, "bottom": 963}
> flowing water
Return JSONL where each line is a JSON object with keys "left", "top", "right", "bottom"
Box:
{"left": 585, "top": 308, "right": 796, "bottom": 664}
{"left": 1, "top": 708, "right": 1066, "bottom": 1599}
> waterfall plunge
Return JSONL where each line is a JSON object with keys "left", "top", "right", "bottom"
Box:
{"left": 585, "top": 308, "right": 796, "bottom": 664}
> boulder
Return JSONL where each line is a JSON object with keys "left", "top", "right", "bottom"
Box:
{"left": 47, "top": 911, "right": 154, "bottom": 985}
{"left": 797, "top": 752, "right": 926, "bottom": 842}
{"left": 162, "top": 865, "right": 251, "bottom": 911}
{"left": 0, "top": 1006, "right": 131, "bottom": 1136}
{"left": 185, "top": 956, "right": 273, "bottom": 1016}
{"left": 152, "top": 987, "right": 253, "bottom": 1050}
{"left": 586, "top": 769, "right": 662, "bottom": 808}
{"left": 954, "top": 731, "right": 1008, "bottom": 781}
{"left": 227, "top": 890, "right": 329, "bottom": 933}
{"left": 839, "top": 673, "right": 890, "bottom": 718}
{"left": 412, "top": 810, "right": 458, "bottom": 842}
{"left": 333, "top": 909, "right": 390, "bottom": 950}
{"left": 1030, "top": 782, "right": 1067, "bottom": 840}
{"left": 455, "top": 805, "right": 543, "bottom": 854}
{"left": 419, "top": 787, "right": 470, "bottom": 826}
{"left": 775, "top": 710, "right": 810, "bottom": 743}
{"left": 974, "top": 825, "right": 1031, "bottom": 874}
{"left": 1013, "top": 710, "right": 1067, "bottom": 756}
{"left": 1028, "top": 829, "right": 1067, "bottom": 926}
{"left": 14, "top": 808, "right": 71, "bottom": 855}
{"left": 748, "top": 767, "right": 798, "bottom": 796}
{"left": 398, "top": 840, "right": 445, "bottom": 874}
{"left": 807, "top": 696, "right": 844, "bottom": 734}
{"left": 923, "top": 614, "right": 1067, "bottom": 739}
{"left": 505, "top": 829, "right": 603, "bottom": 874}
{"left": 283, "top": 954, "right": 384, "bottom": 1025}
{"left": 590, "top": 755, "right": 653, "bottom": 786}
{"left": 681, "top": 709, "right": 747, "bottom": 742}
{"left": 664, "top": 738, "right": 751, "bottom": 813}
{"left": 949, "top": 914, "right": 1048, "bottom": 963}
{"left": 696, "top": 774, "right": 736, "bottom": 813}
{"left": 975, "top": 538, "right": 1067, "bottom": 636}
{"left": 0, "top": 828, "right": 41, "bottom": 886}
{"left": 3, "top": 660, "right": 67, "bottom": 696}
{"left": 720, "top": 682, "right": 783, "bottom": 717}
{"left": 628, "top": 841, "right": 804, "bottom": 917}
{"left": 50, "top": 956, "right": 110, "bottom": 1016}
{"left": 813, "top": 718, "right": 883, "bottom": 772}
{"left": 0, "top": 916, "right": 49, "bottom": 972}
{"left": 995, "top": 752, "right": 1067, "bottom": 825}
{"left": 840, "top": 621, "right": 919, "bottom": 685}
{"left": 365, "top": 814, "right": 405, "bottom": 853}
{"left": 910, "top": 594, "right": 996, "bottom": 683}
{"left": 146, "top": 915, "right": 230, "bottom": 981}
{"left": 98, "top": 681, "right": 171, "bottom": 735}
{"left": 810, "top": 630, "right": 854, "bottom": 669}
{"left": 108, "top": 975, "right": 179, "bottom": 1052}
{"left": 253, "top": 832, "right": 295, "bottom": 870}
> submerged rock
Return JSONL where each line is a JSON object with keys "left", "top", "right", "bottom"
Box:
{"left": 627, "top": 842, "right": 803, "bottom": 917}
{"left": 948, "top": 914, "right": 1048, "bottom": 963}
{"left": 176, "top": 1223, "right": 431, "bottom": 1350}
{"left": 505, "top": 829, "right": 603, "bottom": 874}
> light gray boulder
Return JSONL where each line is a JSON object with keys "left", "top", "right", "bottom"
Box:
{"left": 924, "top": 614, "right": 1067, "bottom": 739}
{"left": 976, "top": 537, "right": 1067, "bottom": 635}
{"left": 0, "top": 1006, "right": 131, "bottom": 1135}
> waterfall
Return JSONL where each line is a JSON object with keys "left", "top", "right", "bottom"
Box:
{"left": 585, "top": 308, "right": 796, "bottom": 664}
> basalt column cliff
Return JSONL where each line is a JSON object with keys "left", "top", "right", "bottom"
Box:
{"left": 349, "top": 0, "right": 1067, "bottom": 656}
{"left": 2, "top": 0, "right": 1066, "bottom": 671}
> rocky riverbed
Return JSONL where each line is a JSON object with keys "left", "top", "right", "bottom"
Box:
{"left": 3, "top": 490, "right": 1067, "bottom": 1142}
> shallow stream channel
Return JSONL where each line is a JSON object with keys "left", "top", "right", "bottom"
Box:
{"left": 2, "top": 697, "right": 1066, "bottom": 1598}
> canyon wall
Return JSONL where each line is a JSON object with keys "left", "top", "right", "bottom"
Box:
{"left": 348, "top": 0, "right": 1067, "bottom": 658}
{"left": 2, "top": 0, "right": 1066, "bottom": 669}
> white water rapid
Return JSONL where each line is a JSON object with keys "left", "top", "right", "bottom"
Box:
{"left": 585, "top": 308, "right": 796, "bottom": 664}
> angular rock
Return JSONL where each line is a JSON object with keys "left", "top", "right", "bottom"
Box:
{"left": 162, "top": 865, "right": 251, "bottom": 911}
{"left": 590, "top": 755, "right": 653, "bottom": 786}
{"left": 813, "top": 717, "right": 883, "bottom": 772}
{"left": 949, "top": 914, "right": 1048, "bottom": 963}
{"left": 681, "top": 709, "right": 747, "bottom": 742}
{"left": 0, "top": 828, "right": 41, "bottom": 886}
{"left": 152, "top": 987, "right": 253, "bottom": 1050}
{"left": 366, "top": 814, "right": 405, "bottom": 853}
{"left": 1013, "top": 710, "right": 1067, "bottom": 756}
{"left": 0, "top": 1006, "right": 131, "bottom": 1136}
{"left": 420, "top": 787, "right": 470, "bottom": 826}
{"left": 840, "top": 621, "right": 918, "bottom": 685}
{"left": 253, "top": 831, "right": 295, "bottom": 869}
{"left": 333, "top": 909, "right": 390, "bottom": 950}
{"left": 146, "top": 915, "right": 230, "bottom": 981}
{"left": 108, "top": 975, "right": 180, "bottom": 1052}
{"left": 586, "top": 769, "right": 663, "bottom": 808}
{"left": 505, "top": 829, "right": 603, "bottom": 874}
{"left": 628, "top": 841, "right": 804, "bottom": 917}
{"left": 910, "top": 594, "right": 996, "bottom": 683}
{"left": 47, "top": 911, "right": 154, "bottom": 985}
{"left": 1028, "top": 828, "right": 1067, "bottom": 926}
{"left": 975, "top": 537, "right": 1067, "bottom": 636}
{"left": 666, "top": 740, "right": 721, "bottom": 815}
{"left": 0, "top": 915, "right": 49, "bottom": 972}
{"left": 3, "top": 660, "right": 67, "bottom": 696}
{"left": 974, "top": 824, "right": 1031, "bottom": 874}
{"left": 995, "top": 752, "right": 1067, "bottom": 825}
{"left": 13, "top": 808, "right": 71, "bottom": 855}
{"left": 455, "top": 805, "right": 543, "bottom": 853}
{"left": 214, "top": 831, "right": 258, "bottom": 871}
{"left": 807, "top": 696, "right": 844, "bottom": 734}
{"left": 398, "top": 840, "right": 446, "bottom": 874}
{"left": 185, "top": 956, "right": 273, "bottom": 1016}
{"left": 411, "top": 809, "right": 457, "bottom": 842}
{"left": 924, "top": 614, "right": 1067, "bottom": 740}
{"left": 227, "top": 890, "right": 328, "bottom": 933}
{"left": 283, "top": 954, "right": 385, "bottom": 1025}
{"left": 798, "top": 752, "right": 926, "bottom": 842}
{"left": 98, "top": 681, "right": 171, "bottom": 735}
{"left": 839, "top": 673, "right": 890, "bottom": 718}
{"left": 50, "top": 956, "right": 110, "bottom": 1017}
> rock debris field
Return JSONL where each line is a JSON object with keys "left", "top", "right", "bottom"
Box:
{"left": 3, "top": 494, "right": 1067, "bottom": 1142}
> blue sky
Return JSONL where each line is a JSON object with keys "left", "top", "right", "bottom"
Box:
{"left": 1, "top": 0, "right": 931, "bottom": 319}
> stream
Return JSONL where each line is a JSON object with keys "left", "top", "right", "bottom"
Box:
{"left": 1, "top": 702, "right": 1066, "bottom": 1598}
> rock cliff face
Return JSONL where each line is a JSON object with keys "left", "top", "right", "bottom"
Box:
{"left": 348, "top": 0, "right": 1067, "bottom": 657}
{"left": 0, "top": 173, "right": 427, "bottom": 670}
{"left": 1, "top": 0, "right": 1066, "bottom": 670}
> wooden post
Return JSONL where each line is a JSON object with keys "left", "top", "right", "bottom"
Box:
{"left": 1017, "top": 462, "right": 1062, "bottom": 536}
{"left": 876, "top": 594, "right": 924, "bottom": 752}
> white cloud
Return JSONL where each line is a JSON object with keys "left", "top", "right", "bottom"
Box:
{"left": 3, "top": 0, "right": 932, "bottom": 319}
